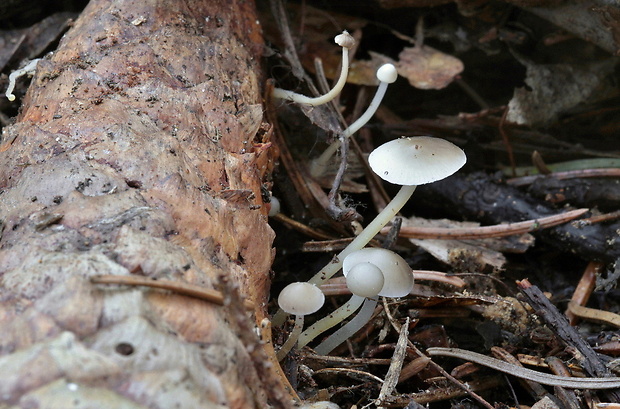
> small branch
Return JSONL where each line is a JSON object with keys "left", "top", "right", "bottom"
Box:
{"left": 565, "top": 261, "right": 602, "bottom": 325}
{"left": 427, "top": 347, "right": 620, "bottom": 389}
{"left": 382, "top": 208, "right": 588, "bottom": 239}
{"left": 272, "top": 213, "right": 335, "bottom": 241}
{"left": 507, "top": 168, "right": 620, "bottom": 187}
{"left": 376, "top": 317, "right": 409, "bottom": 408}
{"left": 91, "top": 275, "right": 255, "bottom": 310}
{"left": 326, "top": 130, "right": 362, "bottom": 222}
{"left": 567, "top": 301, "right": 620, "bottom": 328}
{"left": 518, "top": 278, "right": 620, "bottom": 402}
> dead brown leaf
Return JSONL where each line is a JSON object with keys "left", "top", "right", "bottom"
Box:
{"left": 396, "top": 46, "right": 464, "bottom": 90}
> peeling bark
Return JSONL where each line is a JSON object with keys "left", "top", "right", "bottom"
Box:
{"left": 0, "top": 0, "right": 286, "bottom": 407}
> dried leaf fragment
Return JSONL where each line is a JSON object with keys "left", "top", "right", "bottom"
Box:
{"left": 397, "top": 46, "right": 464, "bottom": 90}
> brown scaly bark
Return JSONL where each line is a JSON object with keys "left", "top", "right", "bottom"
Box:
{"left": 0, "top": 0, "right": 290, "bottom": 407}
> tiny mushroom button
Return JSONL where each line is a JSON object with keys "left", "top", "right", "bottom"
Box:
{"left": 344, "top": 262, "right": 384, "bottom": 298}
{"left": 278, "top": 282, "right": 325, "bottom": 316}
{"left": 310, "top": 63, "right": 399, "bottom": 178}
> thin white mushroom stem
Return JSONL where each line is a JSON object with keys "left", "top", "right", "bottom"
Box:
{"left": 297, "top": 294, "right": 365, "bottom": 349}
{"left": 276, "top": 314, "right": 305, "bottom": 361}
{"left": 309, "top": 80, "right": 390, "bottom": 177}
{"left": 309, "top": 185, "right": 416, "bottom": 287}
{"left": 272, "top": 32, "right": 353, "bottom": 107}
{"left": 313, "top": 296, "right": 378, "bottom": 355}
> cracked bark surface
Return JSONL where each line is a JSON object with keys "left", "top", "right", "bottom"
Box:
{"left": 0, "top": 0, "right": 287, "bottom": 407}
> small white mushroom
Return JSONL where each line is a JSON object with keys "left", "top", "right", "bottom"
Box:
{"left": 306, "top": 248, "right": 413, "bottom": 355}
{"left": 344, "top": 136, "right": 465, "bottom": 262}
{"left": 278, "top": 281, "right": 324, "bottom": 315}
{"left": 332, "top": 137, "right": 465, "bottom": 262}
{"left": 344, "top": 248, "right": 413, "bottom": 297}
{"left": 272, "top": 31, "right": 354, "bottom": 107}
{"left": 276, "top": 282, "right": 324, "bottom": 360}
{"left": 310, "top": 63, "right": 399, "bottom": 178}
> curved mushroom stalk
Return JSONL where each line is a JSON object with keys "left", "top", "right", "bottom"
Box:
{"left": 272, "top": 31, "right": 354, "bottom": 107}
{"left": 313, "top": 296, "right": 378, "bottom": 355}
{"left": 297, "top": 294, "right": 365, "bottom": 350}
{"left": 276, "top": 314, "right": 304, "bottom": 361}
{"left": 305, "top": 185, "right": 416, "bottom": 287}
{"left": 309, "top": 64, "right": 398, "bottom": 178}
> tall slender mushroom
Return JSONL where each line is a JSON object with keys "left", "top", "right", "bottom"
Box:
{"left": 272, "top": 31, "right": 354, "bottom": 107}
{"left": 272, "top": 137, "right": 466, "bottom": 326}
{"left": 313, "top": 136, "right": 465, "bottom": 284}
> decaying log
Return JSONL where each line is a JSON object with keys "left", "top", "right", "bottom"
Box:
{"left": 526, "top": 176, "right": 620, "bottom": 212}
{"left": 0, "top": 0, "right": 290, "bottom": 407}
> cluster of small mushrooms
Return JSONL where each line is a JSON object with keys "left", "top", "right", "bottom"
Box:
{"left": 271, "top": 32, "right": 466, "bottom": 357}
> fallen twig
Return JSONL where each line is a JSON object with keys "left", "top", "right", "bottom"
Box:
{"left": 507, "top": 168, "right": 620, "bottom": 187}
{"left": 91, "top": 275, "right": 255, "bottom": 310}
{"left": 565, "top": 261, "right": 602, "bottom": 325}
{"left": 381, "top": 208, "right": 588, "bottom": 239}
{"left": 376, "top": 317, "right": 409, "bottom": 408}
{"left": 427, "top": 347, "right": 620, "bottom": 389}
{"left": 567, "top": 301, "right": 620, "bottom": 328}
{"left": 518, "top": 279, "right": 620, "bottom": 401}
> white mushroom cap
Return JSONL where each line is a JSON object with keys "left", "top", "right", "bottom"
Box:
{"left": 377, "top": 64, "right": 398, "bottom": 84}
{"left": 334, "top": 31, "right": 355, "bottom": 49}
{"left": 368, "top": 136, "right": 466, "bottom": 186}
{"left": 345, "top": 262, "right": 385, "bottom": 298}
{"left": 343, "top": 248, "right": 413, "bottom": 298}
{"left": 278, "top": 282, "right": 325, "bottom": 315}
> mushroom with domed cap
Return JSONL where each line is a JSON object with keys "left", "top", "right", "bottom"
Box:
{"left": 276, "top": 282, "right": 325, "bottom": 360}
{"left": 309, "top": 136, "right": 465, "bottom": 285}
{"left": 300, "top": 248, "right": 413, "bottom": 355}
